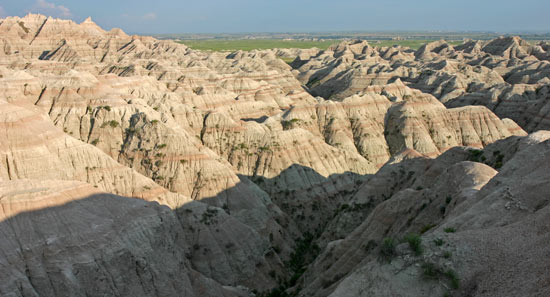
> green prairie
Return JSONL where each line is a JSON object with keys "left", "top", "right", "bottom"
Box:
{"left": 178, "top": 39, "right": 469, "bottom": 52}
{"left": 178, "top": 39, "right": 338, "bottom": 51}
{"left": 370, "top": 39, "right": 463, "bottom": 49}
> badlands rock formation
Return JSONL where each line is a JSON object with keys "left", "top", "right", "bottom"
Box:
{"left": 0, "top": 14, "right": 549, "bottom": 297}
{"left": 294, "top": 37, "right": 550, "bottom": 132}
{"left": 0, "top": 180, "right": 249, "bottom": 297}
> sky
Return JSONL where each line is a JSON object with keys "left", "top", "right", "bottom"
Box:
{"left": 0, "top": 0, "right": 549, "bottom": 34}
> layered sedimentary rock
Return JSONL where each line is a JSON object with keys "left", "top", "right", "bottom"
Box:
{"left": 294, "top": 37, "right": 550, "bottom": 132}
{"left": 294, "top": 135, "right": 550, "bottom": 297}
{"left": 1, "top": 14, "right": 549, "bottom": 297}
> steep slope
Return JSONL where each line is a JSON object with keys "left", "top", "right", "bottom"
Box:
{"left": 0, "top": 179, "right": 248, "bottom": 297}
{"left": 291, "top": 133, "right": 550, "bottom": 297}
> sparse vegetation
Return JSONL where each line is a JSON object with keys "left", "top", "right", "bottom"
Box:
{"left": 379, "top": 237, "right": 396, "bottom": 262}
{"left": 177, "top": 39, "right": 464, "bottom": 52}
{"left": 179, "top": 39, "right": 338, "bottom": 51}
{"left": 422, "top": 263, "right": 460, "bottom": 290}
{"left": 404, "top": 233, "right": 423, "bottom": 256}
{"left": 445, "top": 269, "right": 460, "bottom": 289}
{"left": 281, "top": 118, "right": 300, "bottom": 130}
{"left": 444, "top": 227, "right": 456, "bottom": 233}
{"left": 420, "top": 224, "right": 436, "bottom": 234}
{"left": 421, "top": 262, "right": 440, "bottom": 279}
{"left": 421, "top": 262, "right": 460, "bottom": 289}
{"left": 306, "top": 77, "right": 321, "bottom": 88}
{"left": 433, "top": 238, "right": 444, "bottom": 246}
{"left": 287, "top": 232, "right": 320, "bottom": 285}
{"left": 468, "top": 149, "right": 484, "bottom": 162}
{"left": 101, "top": 120, "right": 119, "bottom": 128}
{"left": 364, "top": 239, "right": 378, "bottom": 252}
{"left": 200, "top": 208, "right": 219, "bottom": 225}
{"left": 493, "top": 150, "right": 505, "bottom": 169}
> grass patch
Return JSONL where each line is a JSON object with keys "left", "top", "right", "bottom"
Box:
{"left": 279, "top": 57, "right": 295, "bottom": 65}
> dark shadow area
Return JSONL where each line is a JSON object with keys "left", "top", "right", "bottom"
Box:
{"left": 0, "top": 157, "right": 378, "bottom": 297}
{"left": 198, "top": 163, "right": 367, "bottom": 235}
{"left": 241, "top": 115, "right": 269, "bottom": 123}
{"left": 0, "top": 193, "right": 206, "bottom": 297}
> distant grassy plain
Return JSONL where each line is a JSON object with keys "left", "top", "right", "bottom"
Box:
{"left": 371, "top": 40, "right": 463, "bottom": 49}
{"left": 178, "top": 39, "right": 469, "bottom": 52}
{"left": 178, "top": 39, "right": 337, "bottom": 51}
{"left": 178, "top": 38, "right": 548, "bottom": 55}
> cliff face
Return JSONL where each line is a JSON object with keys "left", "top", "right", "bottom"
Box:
{"left": 0, "top": 14, "right": 548, "bottom": 297}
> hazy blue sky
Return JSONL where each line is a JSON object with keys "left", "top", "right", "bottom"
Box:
{"left": 0, "top": 0, "right": 548, "bottom": 34}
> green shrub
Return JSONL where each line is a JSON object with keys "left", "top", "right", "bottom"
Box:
{"left": 101, "top": 120, "right": 119, "bottom": 128}
{"left": 404, "top": 233, "right": 423, "bottom": 255}
{"left": 379, "top": 237, "right": 396, "bottom": 261}
{"left": 281, "top": 120, "right": 298, "bottom": 130}
{"left": 421, "top": 262, "right": 460, "bottom": 289}
{"left": 445, "top": 269, "right": 460, "bottom": 289}
{"left": 364, "top": 240, "right": 377, "bottom": 252}
{"left": 420, "top": 224, "right": 436, "bottom": 234}
{"left": 444, "top": 227, "right": 456, "bottom": 233}
{"left": 421, "top": 262, "right": 439, "bottom": 279}
{"left": 433, "top": 238, "right": 444, "bottom": 246}
{"left": 468, "top": 149, "right": 483, "bottom": 162}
